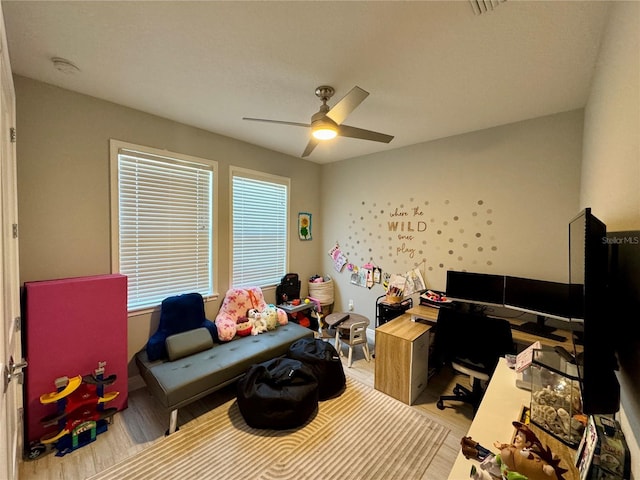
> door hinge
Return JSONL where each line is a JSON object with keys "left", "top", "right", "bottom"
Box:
{"left": 12, "top": 223, "right": 18, "bottom": 239}
{"left": 9, "top": 127, "right": 16, "bottom": 143}
{"left": 14, "top": 316, "right": 21, "bottom": 332}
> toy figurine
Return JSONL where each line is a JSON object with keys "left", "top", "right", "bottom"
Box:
{"left": 464, "top": 422, "right": 568, "bottom": 480}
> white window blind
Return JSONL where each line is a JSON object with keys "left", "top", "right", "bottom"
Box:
{"left": 116, "top": 148, "right": 214, "bottom": 310}
{"left": 232, "top": 171, "right": 288, "bottom": 288}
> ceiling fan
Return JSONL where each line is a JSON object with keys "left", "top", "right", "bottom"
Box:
{"left": 243, "top": 85, "right": 394, "bottom": 157}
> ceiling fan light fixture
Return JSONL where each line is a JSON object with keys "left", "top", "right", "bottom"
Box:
{"left": 311, "top": 118, "right": 338, "bottom": 140}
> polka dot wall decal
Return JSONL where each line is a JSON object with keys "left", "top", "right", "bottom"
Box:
{"left": 341, "top": 196, "right": 499, "bottom": 278}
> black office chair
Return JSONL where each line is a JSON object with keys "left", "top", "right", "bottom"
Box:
{"left": 432, "top": 308, "right": 514, "bottom": 413}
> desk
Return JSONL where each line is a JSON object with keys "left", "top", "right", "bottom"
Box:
{"left": 374, "top": 314, "right": 432, "bottom": 405}
{"left": 448, "top": 358, "right": 579, "bottom": 480}
{"left": 407, "top": 305, "right": 581, "bottom": 352}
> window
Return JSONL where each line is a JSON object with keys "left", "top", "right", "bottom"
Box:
{"left": 110, "top": 140, "right": 217, "bottom": 311}
{"left": 231, "top": 167, "right": 289, "bottom": 288}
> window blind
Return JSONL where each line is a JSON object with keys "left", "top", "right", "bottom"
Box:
{"left": 118, "top": 151, "right": 213, "bottom": 310}
{"left": 232, "top": 174, "right": 288, "bottom": 288}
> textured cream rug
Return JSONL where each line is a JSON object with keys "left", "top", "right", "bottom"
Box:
{"left": 88, "top": 377, "right": 449, "bottom": 480}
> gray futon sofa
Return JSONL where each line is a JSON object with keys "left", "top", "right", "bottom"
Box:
{"left": 136, "top": 321, "right": 313, "bottom": 433}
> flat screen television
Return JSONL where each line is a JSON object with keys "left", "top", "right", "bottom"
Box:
{"left": 569, "top": 208, "right": 619, "bottom": 414}
{"left": 504, "top": 276, "right": 575, "bottom": 341}
{"left": 445, "top": 270, "right": 505, "bottom": 308}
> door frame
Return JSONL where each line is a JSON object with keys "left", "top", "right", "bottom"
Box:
{"left": 0, "top": 2, "right": 22, "bottom": 478}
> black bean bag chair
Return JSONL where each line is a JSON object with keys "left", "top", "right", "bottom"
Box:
{"left": 237, "top": 357, "right": 318, "bottom": 429}
{"left": 287, "top": 337, "right": 346, "bottom": 400}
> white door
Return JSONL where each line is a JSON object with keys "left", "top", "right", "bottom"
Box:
{"left": 0, "top": 2, "right": 23, "bottom": 479}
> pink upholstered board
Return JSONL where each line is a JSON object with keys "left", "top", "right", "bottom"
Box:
{"left": 23, "top": 274, "right": 128, "bottom": 446}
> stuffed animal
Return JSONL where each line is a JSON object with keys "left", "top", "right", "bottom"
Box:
{"left": 252, "top": 316, "right": 267, "bottom": 335}
{"left": 247, "top": 309, "right": 267, "bottom": 335}
{"left": 236, "top": 316, "right": 253, "bottom": 337}
{"left": 491, "top": 422, "right": 567, "bottom": 480}
{"left": 276, "top": 308, "right": 288, "bottom": 326}
{"left": 262, "top": 304, "right": 279, "bottom": 330}
{"left": 465, "top": 423, "right": 568, "bottom": 480}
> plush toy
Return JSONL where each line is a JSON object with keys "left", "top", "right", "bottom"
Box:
{"left": 492, "top": 422, "right": 567, "bottom": 480}
{"left": 276, "top": 308, "right": 288, "bottom": 326}
{"left": 247, "top": 309, "right": 267, "bottom": 335}
{"left": 236, "top": 316, "right": 253, "bottom": 337}
{"left": 262, "top": 304, "right": 279, "bottom": 330}
{"left": 464, "top": 423, "right": 568, "bottom": 480}
{"left": 252, "top": 317, "right": 267, "bottom": 336}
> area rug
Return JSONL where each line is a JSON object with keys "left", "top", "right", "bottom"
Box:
{"left": 88, "top": 377, "right": 450, "bottom": 480}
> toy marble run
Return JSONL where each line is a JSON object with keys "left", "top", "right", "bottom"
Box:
{"left": 27, "top": 361, "right": 119, "bottom": 459}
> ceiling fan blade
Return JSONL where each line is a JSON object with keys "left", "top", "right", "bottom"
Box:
{"left": 325, "top": 86, "right": 369, "bottom": 125}
{"left": 301, "top": 138, "right": 320, "bottom": 157}
{"left": 243, "top": 117, "right": 310, "bottom": 128}
{"left": 337, "top": 124, "right": 394, "bottom": 143}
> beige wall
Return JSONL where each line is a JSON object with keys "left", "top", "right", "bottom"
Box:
{"left": 580, "top": 1, "right": 640, "bottom": 472}
{"left": 14, "top": 76, "right": 323, "bottom": 372}
{"left": 582, "top": 2, "right": 640, "bottom": 232}
{"left": 320, "top": 110, "right": 583, "bottom": 323}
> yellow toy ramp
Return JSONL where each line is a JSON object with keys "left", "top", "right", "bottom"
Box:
{"left": 40, "top": 428, "right": 70, "bottom": 445}
{"left": 98, "top": 391, "right": 119, "bottom": 403}
{"left": 39, "top": 375, "right": 83, "bottom": 404}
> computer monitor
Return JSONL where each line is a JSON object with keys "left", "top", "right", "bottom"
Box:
{"left": 503, "top": 276, "right": 575, "bottom": 341}
{"left": 445, "top": 270, "right": 505, "bottom": 308}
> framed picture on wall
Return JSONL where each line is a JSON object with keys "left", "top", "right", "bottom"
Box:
{"left": 298, "top": 212, "right": 312, "bottom": 240}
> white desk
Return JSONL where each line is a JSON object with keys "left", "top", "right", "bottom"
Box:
{"left": 447, "top": 358, "right": 580, "bottom": 480}
{"left": 447, "top": 358, "right": 529, "bottom": 479}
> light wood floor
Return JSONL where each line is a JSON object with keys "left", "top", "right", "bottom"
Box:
{"left": 19, "top": 346, "right": 474, "bottom": 480}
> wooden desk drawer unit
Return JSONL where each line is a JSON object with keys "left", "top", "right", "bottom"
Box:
{"left": 374, "top": 314, "right": 432, "bottom": 405}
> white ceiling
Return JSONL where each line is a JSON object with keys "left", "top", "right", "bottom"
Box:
{"left": 3, "top": 1, "right": 612, "bottom": 164}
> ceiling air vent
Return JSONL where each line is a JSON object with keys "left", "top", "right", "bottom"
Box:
{"left": 468, "top": 0, "right": 507, "bottom": 15}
